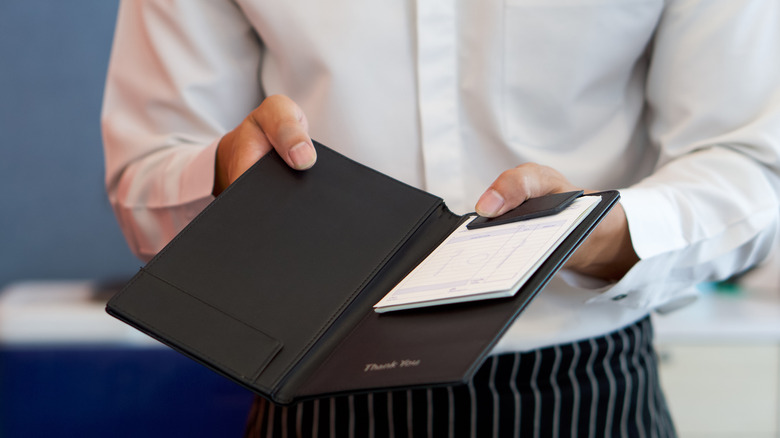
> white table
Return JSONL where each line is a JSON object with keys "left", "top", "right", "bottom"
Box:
{"left": 652, "top": 286, "right": 780, "bottom": 438}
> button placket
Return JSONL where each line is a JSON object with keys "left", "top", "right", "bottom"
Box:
{"left": 414, "top": 0, "right": 464, "bottom": 210}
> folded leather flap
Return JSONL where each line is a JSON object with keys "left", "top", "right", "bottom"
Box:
{"left": 137, "top": 144, "right": 444, "bottom": 393}
{"left": 108, "top": 270, "right": 282, "bottom": 385}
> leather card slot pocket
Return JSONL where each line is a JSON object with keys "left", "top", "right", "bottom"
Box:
{"left": 109, "top": 270, "right": 282, "bottom": 385}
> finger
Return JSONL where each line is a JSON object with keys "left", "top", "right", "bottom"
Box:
{"left": 213, "top": 122, "right": 273, "bottom": 194}
{"left": 475, "top": 163, "right": 577, "bottom": 217}
{"left": 228, "top": 127, "right": 269, "bottom": 181}
{"left": 251, "top": 94, "right": 316, "bottom": 170}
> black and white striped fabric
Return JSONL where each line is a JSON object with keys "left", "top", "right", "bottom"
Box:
{"left": 245, "top": 316, "right": 676, "bottom": 437}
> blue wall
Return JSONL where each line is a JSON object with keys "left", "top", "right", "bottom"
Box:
{"left": 0, "top": 7, "right": 254, "bottom": 437}
{"left": 0, "top": 1, "right": 139, "bottom": 288}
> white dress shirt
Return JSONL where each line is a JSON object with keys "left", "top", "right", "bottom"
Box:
{"left": 102, "top": 0, "right": 780, "bottom": 352}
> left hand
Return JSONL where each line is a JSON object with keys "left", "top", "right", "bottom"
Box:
{"left": 475, "top": 163, "right": 638, "bottom": 281}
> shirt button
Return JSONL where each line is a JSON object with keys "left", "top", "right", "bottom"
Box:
{"left": 611, "top": 294, "right": 628, "bottom": 301}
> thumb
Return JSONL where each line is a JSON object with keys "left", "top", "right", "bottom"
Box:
{"left": 252, "top": 94, "right": 316, "bottom": 170}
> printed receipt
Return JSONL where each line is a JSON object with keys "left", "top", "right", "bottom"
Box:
{"left": 373, "top": 196, "right": 601, "bottom": 312}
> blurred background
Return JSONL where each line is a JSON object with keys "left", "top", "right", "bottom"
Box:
{"left": 0, "top": 2, "right": 778, "bottom": 437}
{"left": 0, "top": 0, "right": 135, "bottom": 286}
{"left": 0, "top": 2, "right": 252, "bottom": 437}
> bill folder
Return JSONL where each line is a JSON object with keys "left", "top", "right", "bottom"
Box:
{"left": 106, "top": 141, "right": 619, "bottom": 405}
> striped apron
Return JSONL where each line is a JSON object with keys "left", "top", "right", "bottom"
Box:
{"left": 245, "top": 316, "right": 676, "bottom": 438}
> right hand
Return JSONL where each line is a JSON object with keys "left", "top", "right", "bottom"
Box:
{"left": 475, "top": 163, "right": 638, "bottom": 281}
{"left": 213, "top": 94, "right": 316, "bottom": 195}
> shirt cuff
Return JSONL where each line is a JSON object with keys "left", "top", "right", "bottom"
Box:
{"left": 619, "top": 186, "right": 688, "bottom": 260}
{"left": 576, "top": 254, "right": 699, "bottom": 312}
{"left": 180, "top": 139, "right": 220, "bottom": 204}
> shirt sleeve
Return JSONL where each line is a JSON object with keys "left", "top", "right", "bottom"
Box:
{"left": 588, "top": 0, "right": 780, "bottom": 311}
{"left": 101, "top": 0, "right": 264, "bottom": 261}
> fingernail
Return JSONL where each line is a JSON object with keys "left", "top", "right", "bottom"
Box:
{"left": 288, "top": 142, "right": 316, "bottom": 170}
{"left": 476, "top": 189, "right": 505, "bottom": 217}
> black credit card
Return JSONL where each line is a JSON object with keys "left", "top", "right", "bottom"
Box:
{"left": 467, "top": 190, "right": 584, "bottom": 229}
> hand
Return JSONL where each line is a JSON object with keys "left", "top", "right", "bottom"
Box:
{"left": 213, "top": 94, "right": 316, "bottom": 195}
{"left": 475, "top": 163, "right": 638, "bottom": 281}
